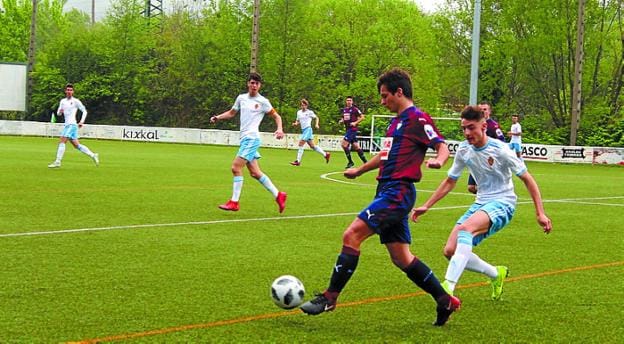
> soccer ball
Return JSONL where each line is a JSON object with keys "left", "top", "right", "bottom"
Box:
{"left": 270, "top": 275, "right": 305, "bottom": 309}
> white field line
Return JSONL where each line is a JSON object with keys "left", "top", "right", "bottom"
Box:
{"left": 2, "top": 197, "right": 622, "bottom": 238}
{"left": 0, "top": 205, "right": 471, "bottom": 238}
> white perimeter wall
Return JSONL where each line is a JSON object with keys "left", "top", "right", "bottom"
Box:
{"left": 1, "top": 120, "right": 622, "bottom": 165}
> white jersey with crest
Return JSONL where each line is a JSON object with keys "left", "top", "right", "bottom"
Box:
{"left": 296, "top": 109, "right": 317, "bottom": 129}
{"left": 510, "top": 122, "right": 522, "bottom": 144}
{"left": 58, "top": 97, "right": 87, "bottom": 124}
{"left": 232, "top": 93, "right": 273, "bottom": 140}
{"left": 448, "top": 138, "right": 527, "bottom": 205}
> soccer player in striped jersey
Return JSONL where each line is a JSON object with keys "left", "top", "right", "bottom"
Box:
{"left": 300, "top": 68, "right": 460, "bottom": 326}
{"left": 412, "top": 105, "right": 552, "bottom": 301}
{"left": 210, "top": 73, "right": 287, "bottom": 213}
{"left": 339, "top": 96, "right": 367, "bottom": 168}
{"left": 48, "top": 84, "right": 99, "bottom": 168}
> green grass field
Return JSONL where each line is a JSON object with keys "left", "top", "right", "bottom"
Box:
{"left": 1, "top": 135, "right": 623, "bottom": 343}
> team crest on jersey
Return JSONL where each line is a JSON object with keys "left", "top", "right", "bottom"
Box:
{"left": 254, "top": 104, "right": 259, "bottom": 109}
{"left": 488, "top": 156, "right": 495, "bottom": 166}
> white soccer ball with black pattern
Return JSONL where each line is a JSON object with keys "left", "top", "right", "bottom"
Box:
{"left": 270, "top": 275, "right": 305, "bottom": 309}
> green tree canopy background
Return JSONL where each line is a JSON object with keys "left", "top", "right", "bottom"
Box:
{"left": 1, "top": 0, "right": 622, "bottom": 146}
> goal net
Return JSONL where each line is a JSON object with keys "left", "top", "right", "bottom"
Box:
{"left": 367, "top": 114, "right": 461, "bottom": 155}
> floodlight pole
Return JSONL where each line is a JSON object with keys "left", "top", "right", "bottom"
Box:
{"left": 250, "top": 0, "right": 260, "bottom": 73}
{"left": 469, "top": 0, "right": 482, "bottom": 105}
{"left": 570, "top": 0, "right": 586, "bottom": 146}
{"left": 27, "top": 0, "right": 38, "bottom": 114}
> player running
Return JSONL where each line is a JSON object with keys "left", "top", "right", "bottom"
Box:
{"left": 340, "top": 96, "right": 367, "bottom": 168}
{"left": 48, "top": 84, "right": 99, "bottom": 168}
{"left": 210, "top": 72, "right": 287, "bottom": 213}
{"left": 290, "top": 98, "right": 330, "bottom": 166}
{"left": 412, "top": 105, "right": 552, "bottom": 300}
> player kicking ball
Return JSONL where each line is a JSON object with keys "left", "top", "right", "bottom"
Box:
{"left": 300, "top": 68, "right": 460, "bottom": 326}
{"left": 411, "top": 105, "right": 552, "bottom": 300}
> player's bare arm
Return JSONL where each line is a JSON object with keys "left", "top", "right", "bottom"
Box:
{"left": 426, "top": 142, "right": 450, "bottom": 169}
{"left": 268, "top": 109, "right": 284, "bottom": 139}
{"left": 411, "top": 177, "right": 458, "bottom": 222}
{"left": 344, "top": 153, "right": 381, "bottom": 179}
{"left": 518, "top": 172, "right": 553, "bottom": 233}
{"left": 211, "top": 109, "right": 237, "bottom": 123}
{"left": 315, "top": 117, "right": 320, "bottom": 129}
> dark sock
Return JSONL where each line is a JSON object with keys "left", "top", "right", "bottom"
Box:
{"left": 326, "top": 245, "right": 360, "bottom": 302}
{"left": 357, "top": 150, "right": 367, "bottom": 163}
{"left": 403, "top": 257, "right": 446, "bottom": 300}
{"left": 343, "top": 149, "right": 353, "bottom": 163}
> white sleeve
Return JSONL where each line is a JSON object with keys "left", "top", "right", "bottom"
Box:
{"left": 447, "top": 151, "right": 466, "bottom": 180}
{"left": 232, "top": 95, "right": 242, "bottom": 111}
{"left": 76, "top": 99, "right": 87, "bottom": 122}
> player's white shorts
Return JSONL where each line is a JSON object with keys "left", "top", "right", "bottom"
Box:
{"left": 60, "top": 124, "right": 79, "bottom": 140}
{"left": 300, "top": 127, "right": 313, "bottom": 141}
{"left": 456, "top": 200, "right": 515, "bottom": 246}
{"left": 237, "top": 137, "right": 261, "bottom": 162}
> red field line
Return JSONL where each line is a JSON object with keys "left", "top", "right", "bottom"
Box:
{"left": 67, "top": 261, "right": 623, "bottom": 344}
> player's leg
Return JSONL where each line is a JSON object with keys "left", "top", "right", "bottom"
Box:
{"left": 387, "top": 243, "right": 461, "bottom": 326}
{"left": 300, "top": 218, "right": 374, "bottom": 315}
{"left": 72, "top": 138, "right": 99, "bottom": 166}
{"left": 341, "top": 138, "right": 354, "bottom": 168}
{"left": 351, "top": 141, "right": 367, "bottom": 163}
{"left": 248, "top": 159, "right": 287, "bottom": 213}
{"left": 291, "top": 140, "right": 305, "bottom": 166}
{"left": 442, "top": 208, "right": 491, "bottom": 293}
{"left": 48, "top": 136, "right": 68, "bottom": 168}
{"left": 218, "top": 156, "right": 246, "bottom": 211}
{"left": 307, "top": 139, "right": 329, "bottom": 162}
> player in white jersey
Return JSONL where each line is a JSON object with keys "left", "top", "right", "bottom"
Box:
{"left": 210, "top": 73, "right": 287, "bottom": 213}
{"left": 290, "top": 98, "right": 330, "bottom": 166}
{"left": 411, "top": 105, "right": 552, "bottom": 301}
{"left": 48, "top": 84, "right": 99, "bottom": 168}
{"left": 508, "top": 114, "right": 522, "bottom": 158}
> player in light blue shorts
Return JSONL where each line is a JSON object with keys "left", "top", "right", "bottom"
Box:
{"left": 290, "top": 99, "right": 330, "bottom": 166}
{"left": 412, "top": 105, "right": 551, "bottom": 301}
{"left": 210, "top": 72, "right": 288, "bottom": 213}
{"left": 455, "top": 201, "right": 515, "bottom": 246}
{"left": 237, "top": 137, "right": 262, "bottom": 162}
{"left": 48, "top": 84, "right": 99, "bottom": 168}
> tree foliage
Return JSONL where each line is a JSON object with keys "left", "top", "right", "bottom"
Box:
{"left": 0, "top": 0, "right": 622, "bottom": 147}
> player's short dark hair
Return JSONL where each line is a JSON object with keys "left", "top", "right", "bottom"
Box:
{"left": 248, "top": 72, "right": 262, "bottom": 83}
{"left": 65, "top": 83, "right": 74, "bottom": 89}
{"left": 377, "top": 68, "right": 413, "bottom": 99}
{"left": 479, "top": 100, "right": 491, "bottom": 107}
{"left": 461, "top": 105, "right": 484, "bottom": 121}
{"left": 346, "top": 96, "right": 353, "bottom": 100}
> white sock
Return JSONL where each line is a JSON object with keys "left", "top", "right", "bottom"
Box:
{"left": 55, "top": 143, "right": 66, "bottom": 162}
{"left": 77, "top": 144, "right": 95, "bottom": 158}
{"left": 232, "top": 176, "right": 243, "bottom": 202}
{"left": 297, "top": 147, "right": 304, "bottom": 162}
{"left": 258, "top": 174, "right": 278, "bottom": 197}
{"left": 445, "top": 230, "right": 474, "bottom": 287}
{"left": 465, "top": 252, "right": 498, "bottom": 279}
{"left": 313, "top": 146, "right": 326, "bottom": 156}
